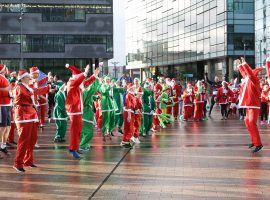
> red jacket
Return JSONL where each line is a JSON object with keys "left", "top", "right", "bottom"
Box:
{"left": 0, "top": 74, "right": 12, "bottom": 106}
{"left": 182, "top": 90, "right": 194, "bottom": 106}
{"left": 193, "top": 86, "right": 206, "bottom": 103}
{"left": 238, "top": 62, "right": 261, "bottom": 109}
{"left": 172, "top": 84, "right": 182, "bottom": 102}
{"left": 154, "top": 83, "right": 162, "bottom": 102}
{"left": 216, "top": 87, "right": 233, "bottom": 104}
{"left": 13, "top": 82, "right": 49, "bottom": 123}
{"left": 124, "top": 92, "right": 136, "bottom": 113}
{"left": 261, "top": 90, "right": 269, "bottom": 103}
{"left": 229, "top": 90, "right": 239, "bottom": 104}
{"left": 66, "top": 73, "right": 86, "bottom": 115}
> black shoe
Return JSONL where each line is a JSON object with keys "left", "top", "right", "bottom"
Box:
{"left": 30, "top": 164, "right": 37, "bottom": 168}
{"left": 54, "top": 138, "right": 61, "bottom": 143}
{"left": 59, "top": 138, "right": 66, "bottom": 143}
{"left": 13, "top": 166, "right": 25, "bottom": 173}
{"left": 118, "top": 129, "right": 123, "bottom": 134}
{"left": 248, "top": 144, "right": 254, "bottom": 149}
{"left": 110, "top": 132, "right": 115, "bottom": 136}
{"left": 252, "top": 145, "right": 263, "bottom": 153}
{"left": 0, "top": 147, "right": 9, "bottom": 154}
{"left": 10, "top": 141, "right": 17, "bottom": 145}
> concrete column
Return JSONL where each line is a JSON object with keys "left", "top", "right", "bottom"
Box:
{"left": 207, "top": 60, "right": 215, "bottom": 81}
{"left": 228, "top": 57, "right": 234, "bottom": 81}
{"left": 140, "top": 68, "right": 143, "bottom": 81}
{"left": 103, "top": 59, "right": 109, "bottom": 75}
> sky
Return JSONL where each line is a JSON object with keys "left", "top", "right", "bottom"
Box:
{"left": 108, "top": 0, "right": 126, "bottom": 67}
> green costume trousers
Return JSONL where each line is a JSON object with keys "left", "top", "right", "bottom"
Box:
{"left": 143, "top": 114, "right": 153, "bottom": 134}
{"left": 115, "top": 113, "right": 124, "bottom": 128}
{"left": 80, "top": 121, "right": 94, "bottom": 149}
{"left": 102, "top": 111, "right": 115, "bottom": 135}
{"left": 55, "top": 120, "right": 67, "bottom": 139}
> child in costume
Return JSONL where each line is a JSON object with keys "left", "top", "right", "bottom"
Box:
{"left": 182, "top": 83, "right": 194, "bottom": 121}
{"left": 53, "top": 82, "right": 68, "bottom": 143}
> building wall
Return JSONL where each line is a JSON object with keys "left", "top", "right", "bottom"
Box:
{"left": 126, "top": 0, "right": 255, "bottom": 80}
{"left": 0, "top": 1, "right": 113, "bottom": 76}
{"left": 255, "top": 0, "right": 270, "bottom": 67}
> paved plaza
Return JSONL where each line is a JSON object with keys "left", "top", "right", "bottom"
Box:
{"left": 1, "top": 111, "right": 270, "bottom": 200}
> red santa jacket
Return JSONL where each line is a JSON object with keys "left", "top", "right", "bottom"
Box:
{"left": 261, "top": 89, "right": 269, "bottom": 103}
{"left": 216, "top": 87, "right": 233, "bottom": 104}
{"left": 154, "top": 83, "right": 162, "bottom": 102}
{"left": 193, "top": 86, "right": 206, "bottom": 103}
{"left": 229, "top": 90, "right": 239, "bottom": 104}
{"left": 182, "top": 90, "right": 194, "bottom": 106}
{"left": 172, "top": 84, "right": 182, "bottom": 102}
{"left": 0, "top": 74, "right": 12, "bottom": 106}
{"left": 13, "top": 82, "right": 49, "bottom": 123}
{"left": 34, "top": 77, "right": 49, "bottom": 106}
{"left": 65, "top": 73, "right": 87, "bottom": 115}
{"left": 124, "top": 92, "right": 136, "bottom": 114}
{"left": 238, "top": 62, "right": 261, "bottom": 109}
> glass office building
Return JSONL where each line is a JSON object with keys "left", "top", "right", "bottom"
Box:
{"left": 126, "top": 0, "right": 255, "bottom": 81}
{"left": 0, "top": 0, "right": 113, "bottom": 79}
{"left": 255, "top": 0, "right": 270, "bottom": 67}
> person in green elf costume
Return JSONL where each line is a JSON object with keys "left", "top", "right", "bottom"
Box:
{"left": 140, "top": 82, "right": 155, "bottom": 137}
{"left": 113, "top": 80, "right": 125, "bottom": 134}
{"left": 99, "top": 76, "right": 126, "bottom": 141}
{"left": 79, "top": 68, "right": 101, "bottom": 152}
{"left": 53, "top": 82, "right": 68, "bottom": 142}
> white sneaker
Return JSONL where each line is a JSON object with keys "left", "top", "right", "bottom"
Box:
{"left": 35, "top": 143, "right": 40, "bottom": 148}
{"left": 130, "top": 136, "right": 136, "bottom": 143}
{"left": 134, "top": 137, "right": 140, "bottom": 144}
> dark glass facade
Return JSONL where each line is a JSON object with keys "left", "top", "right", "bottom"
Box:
{"left": 0, "top": 0, "right": 113, "bottom": 78}
{"left": 126, "top": 0, "right": 255, "bottom": 80}
{"left": 255, "top": 0, "right": 270, "bottom": 67}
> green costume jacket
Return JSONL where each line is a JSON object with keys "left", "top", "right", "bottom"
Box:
{"left": 53, "top": 90, "right": 68, "bottom": 120}
{"left": 142, "top": 88, "right": 155, "bottom": 114}
{"left": 82, "top": 79, "right": 100, "bottom": 124}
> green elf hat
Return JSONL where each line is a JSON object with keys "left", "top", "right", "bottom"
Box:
{"left": 54, "top": 81, "right": 64, "bottom": 88}
{"left": 104, "top": 75, "right": 111, "bottom": 80}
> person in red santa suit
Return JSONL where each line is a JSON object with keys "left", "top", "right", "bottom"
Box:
{"left": 215, "top": 81, "right": 233, "bottom": 120}
{"left": 65, "top": 64, "right": 94, "bottom": 159}
{"left": 13, "top": 69, "right": 50, "bottom": 172}
{"left": 131, "top": 78, "right": 143, "bottom": 144}
{"left": 260, "top": 84, "right": 269, "bottom": 125}
{"left": 226, "top": 87, "right": 239, "bottom": 118}
{"left": 182, "top": 83, "right": 194, "bottom": 121}
{"left": 171, "top": 78, "right": 182, "bottom": 120}
{"left": 29, "top": 67, "right": 51, "bottom": 148}
{"left": 0, "top": 64, "right": 12, "bottom": 157}
{"left": 152, "top": 77, "right": 164, "bottom": 131}
{"left": 121, "top": 84, "right": 136, "bottom": 148}
{"left": 29, "top": 67, "right": 49, "bottom": 129}
{"left": 237, "top": 58, "right": 263, "bottom": 153}
{"left": 165, "top": 78, "right": 173, "bottom": 116}
{"left": 193, "top": 80, "right": 205, "bottom": 121}
{"left": 7, "top": 70, "right": 17, "bottom": 146}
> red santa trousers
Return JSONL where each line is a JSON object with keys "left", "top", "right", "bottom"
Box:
{"left": 245, "top": 108, "right": 262, "bottom": 146}
{"left": 184, "top": 106, "right": 193, "bottom": 120}
{"left": 166, "top": 107, "right": 172, "bottom": 115}
{"left": 194, "top": 102, "right": 204, "bottom": 120}
{"left": 39, "top": 105, "right": 46, "bottom": 125}
{"left": 134, "top": 114, "right": 142, "bottom": 138}
{"left": 8, "top": 123, "right": 16, "bottom": 143}
{"left": 14, "top": 122, "right": 35, "bottom": 168}
{"left": 69, "top": 115, "right": 83, "bottom": 150}
{"left": 173, "top": 103, "right": 179, "bottom": 118}
{"left": 123, "top": 111, "right": 135, "bottom": 142}
{"left": 152, "top": 104, "right": 161, "bottom": 130}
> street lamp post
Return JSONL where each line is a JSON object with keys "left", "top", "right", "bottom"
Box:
{"left": 145, "top": 57, "right": 153, "bottom": 78}
{"left": 259, "top": 40, "right": 263, "bottom": 66}
{"left": 19, "top": 2, "right": 24, "bottom": 69}
{"left": 111, "top": 61, "right": 119, "bottom": 78}
{"left": 243, "top": 40, "right": 246, "bottom": 60}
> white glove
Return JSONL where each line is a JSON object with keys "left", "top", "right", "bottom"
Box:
{"left": 127, "top": 112, "right": 131, "bottom": 122}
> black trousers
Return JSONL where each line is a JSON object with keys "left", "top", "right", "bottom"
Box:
{"left": 209, "top": 95, "right": 216, "bottom": 115}
{"left": 220, "top": 104, "right": 227, "bottom": 117}
{"left": 239, "top": 108, "right": 246, "bottom": 117}
{"left": 261, "top": 102, "right": 268, "bottom": 121}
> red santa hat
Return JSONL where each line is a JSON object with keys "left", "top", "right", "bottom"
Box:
{"left": 9, "top": 70, "right": 16, "bottom": 76}
{"left": 65, "top": 64, "right": 82, "bottom": 76}
{"left": 18, "top": 69, "right": 30, "bottom": 80}
{"left": 30, "top": 66, "right": 39, "bottom": 74}
{"left": 0, "top": 64, "right": 6, "bottom": 74}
